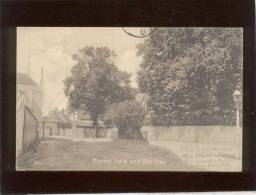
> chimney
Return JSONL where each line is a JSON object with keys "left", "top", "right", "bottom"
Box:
{"left": 27, "top": 31, "right": 31, "bottom": 77}
{"left": 40, "top": 67, "right": 44, "bottom": 110}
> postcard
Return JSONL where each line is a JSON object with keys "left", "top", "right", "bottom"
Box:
{"left": 16, "top": 27, "right": 243, "bottom": 171}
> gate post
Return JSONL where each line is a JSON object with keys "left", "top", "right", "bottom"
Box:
{"left": 42, "top": 122, "right": 45, "bottom": 139}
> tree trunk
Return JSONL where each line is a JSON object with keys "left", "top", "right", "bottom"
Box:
{"left": 92, "top": 116, "right": 98, "bottom": 138}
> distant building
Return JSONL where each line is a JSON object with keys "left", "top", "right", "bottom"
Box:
{"left": 16, "top": 68, "right": 44, "bottom": 156}
{"left": 72, "top": 110, "right": 106, "bottom": 138}
{"left": 43, "top": 109, "right": 107, "bottom": 138}
{"left": 136, "top": 93, "right": 149, "bottom": 111}
{"left": 135, "top": 93, "right": 152, "bottom": 125}
{"left": 17, "top": 73, "right": 43, "bottom": 118}
{"left": 43, "top": 110, "right": 72, "bottom": 137}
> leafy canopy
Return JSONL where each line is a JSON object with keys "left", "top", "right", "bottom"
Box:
{"left": 64, "top": 46, "right": 134, "bottom": 128}
{"left": 137, "top": 28, "right": 242, "bottom": 125}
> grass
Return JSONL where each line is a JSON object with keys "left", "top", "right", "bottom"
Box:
{"left": 150, "top": 141, "right": 242, "bottom": 171}
{"left": 16, "top": 137, "right": 197, "bottom": 171}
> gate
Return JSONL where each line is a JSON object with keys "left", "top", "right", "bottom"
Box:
{"left": 22, "top": 106, "right": 38, "bottom": 152}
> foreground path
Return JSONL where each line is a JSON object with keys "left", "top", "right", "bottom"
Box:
{"left": 17, "top": 138, "right": 196, "bottom": 171}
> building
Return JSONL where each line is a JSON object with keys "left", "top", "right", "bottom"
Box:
{"left": 43, "top": 109, "right": 72, "bottom": 137}
{"left": 135, "top": 93, "right": 149, "bottom": 111}
{"left": 135, "top": 93, "right": 152, "bottom": 125}
{"left": 72, "top": 110, "right": 106, "bottom": 138}
{"left": 16, "top": 68, "right": 44, "bottom": 157}
{"left": 43, "top": 109, "right": 110, "bottom": 139}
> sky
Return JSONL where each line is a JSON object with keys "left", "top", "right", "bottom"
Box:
{"left": 17, "top": 27, "right": 145, "bottom": 114}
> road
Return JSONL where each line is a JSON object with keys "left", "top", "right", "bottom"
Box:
{"left": 17, "top": 137, "right": 196, "bottom": 171}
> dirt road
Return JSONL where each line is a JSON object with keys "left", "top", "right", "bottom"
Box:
{"left": 17, "top": 137, "right": 196, "bottom": 171}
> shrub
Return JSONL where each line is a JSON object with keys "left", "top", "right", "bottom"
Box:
{"left": 104, "top": 100, "right": 146, "bottom": 140}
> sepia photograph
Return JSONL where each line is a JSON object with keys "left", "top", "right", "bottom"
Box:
{"left": 16, "top": 27, "right": 243, "bottom": 172}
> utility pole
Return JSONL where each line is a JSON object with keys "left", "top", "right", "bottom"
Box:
{"left": 233, "top": 90, "right": 242, "bottom": 159}
{"left": 40, "top": 67, "right": 44, "bottom": 111}
{"left": 27, "top": 32, "right": 31, "bottom": 77}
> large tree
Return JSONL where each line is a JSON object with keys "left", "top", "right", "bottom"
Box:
{"left": 64, "top": 46, "right": 134, "bottom": 137}
{"left": 137, "top": 28, "right": 242, "bottom": 125}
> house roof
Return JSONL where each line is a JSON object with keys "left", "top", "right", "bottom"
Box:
{"left": 76, "top": 120, "right": 94, "bottom": 127}
{"left": 136, "top": 93, "right": 149, "bottom": 108}
{"left": 76, "top": 119, "right": 104, "bottom": 128}
{"left": 17, "top": 73, "right": 37, "bottom": 86}
{"left": 43, "top": 110, "right": 71, "bottom": 123}
{"left": 59, "top": 112, "right": 72, "bottom": 123}
{"left": 76, "top": 110, "right": 91, "bottom": 120}
{"left": 43, "top": 115, "right": 55, "bottom": 123}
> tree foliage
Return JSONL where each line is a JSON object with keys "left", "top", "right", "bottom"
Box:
{"left": 64, "top": 46, "right": 134, "bottom": 136}
{"left": 137, "top": 28, "right": 242, "bottom": 125}
{"left": 104, "top": 100, "right": 146, "bottom": 140}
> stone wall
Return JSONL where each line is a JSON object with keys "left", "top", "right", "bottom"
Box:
{"left": 141, "top": 126, "right": 241, "bottom": 145}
